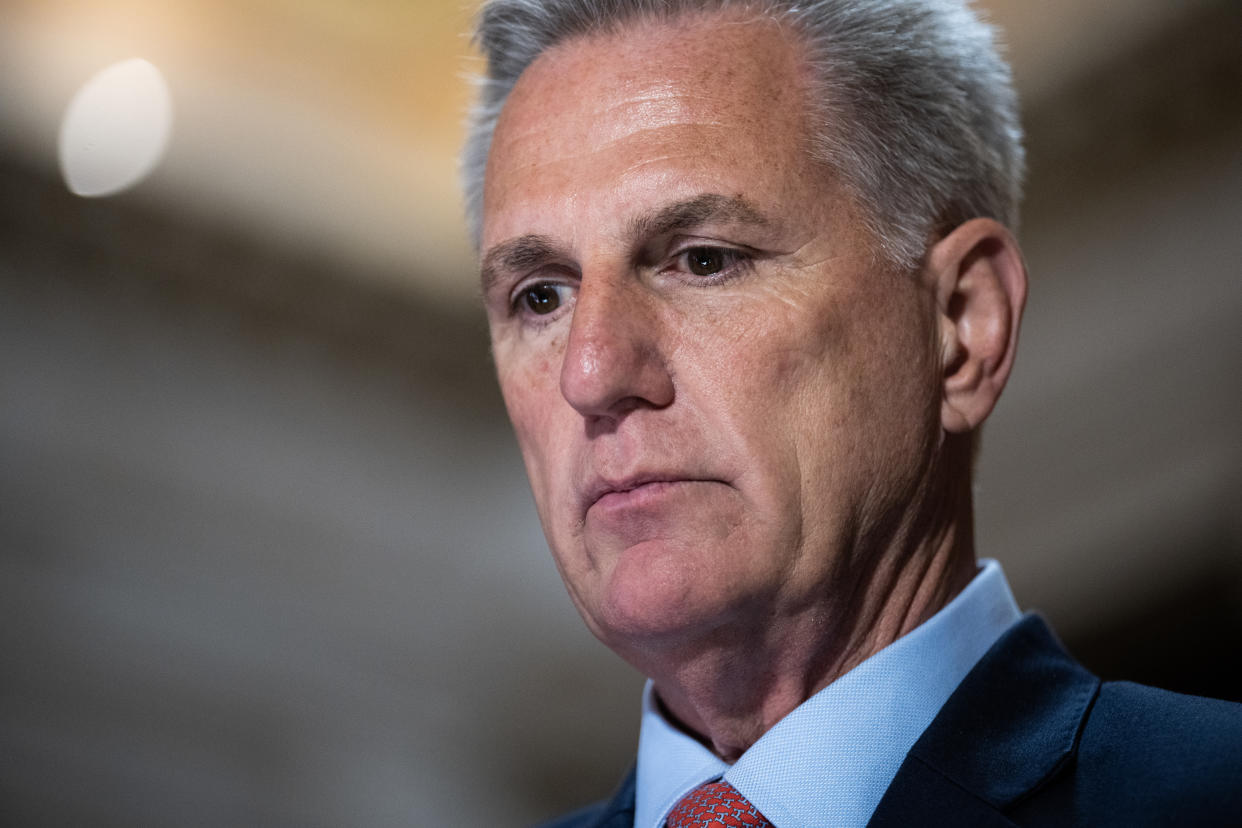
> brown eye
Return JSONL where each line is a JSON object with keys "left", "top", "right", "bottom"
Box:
{"left": 522, "top": 283, "right": 562, "bottom": 314}
{"left": 686, "top": 247, "right": 726, "bottom": 276}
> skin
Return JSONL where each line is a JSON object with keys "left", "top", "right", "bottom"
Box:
{"left": 479, "top": 10, "right": 1027, "bottom": 761}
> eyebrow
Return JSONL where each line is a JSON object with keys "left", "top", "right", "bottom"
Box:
{"left": 479, "top": 193, "right": 773, "bottom": 295}
{"left": 627, "top": 193, "right": 773, "bottom": 242}
{"left": 480, "top": 234, "right": 566, "bottom": 296}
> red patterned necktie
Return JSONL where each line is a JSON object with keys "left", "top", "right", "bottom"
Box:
{"left": 665, "top": 780, "right": 774, "bottom": 827}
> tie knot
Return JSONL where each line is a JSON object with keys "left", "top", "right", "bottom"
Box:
{"left": 665, "top": 780, "right": 774, "bottom": 827}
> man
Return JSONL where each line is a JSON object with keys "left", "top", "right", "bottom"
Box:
{"left": 461, "top": 1, "right": 1242, "bottom": 825}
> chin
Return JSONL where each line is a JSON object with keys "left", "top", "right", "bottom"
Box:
{"left": 585, "top": 536, "right": 743, "bottom": 651}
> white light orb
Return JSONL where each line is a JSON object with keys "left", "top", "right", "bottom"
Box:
{"left": 59, "top": 58, "right": 173, "bottom": 197}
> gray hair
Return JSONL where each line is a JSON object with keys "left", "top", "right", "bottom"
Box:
{"left": 461, "top": 0, "right": 1023, "bottom": 269}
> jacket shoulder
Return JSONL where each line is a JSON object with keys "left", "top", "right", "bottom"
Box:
{"left": 1071, "top": 681, "right": 1242, "bottom": 823}
{"left": 874, "top": 615, "right": 1242, "bottom": 827}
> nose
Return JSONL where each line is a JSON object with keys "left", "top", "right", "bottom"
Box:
{"left": 559, "top": 270, "right": 674, "bottom": 422}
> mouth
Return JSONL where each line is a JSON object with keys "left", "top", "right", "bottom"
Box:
{"left": 583, "top": 474, "right": 725, "bottom": 516}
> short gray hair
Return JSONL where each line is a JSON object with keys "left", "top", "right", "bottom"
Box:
{"left": 461, "top": 0, "right": 1024, "bottom": 269}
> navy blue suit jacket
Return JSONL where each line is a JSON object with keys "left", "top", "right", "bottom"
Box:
{"left": 542, "top": 615, "right": 1242, "bottom": 827}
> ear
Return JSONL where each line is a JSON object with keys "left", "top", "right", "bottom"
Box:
{"left": 925, "top": 218, "right": 1028, "bottom": 434}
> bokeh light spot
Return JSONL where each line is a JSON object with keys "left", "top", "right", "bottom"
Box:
{"left": 59, "top": 58, "right": 173, "bottom": 198}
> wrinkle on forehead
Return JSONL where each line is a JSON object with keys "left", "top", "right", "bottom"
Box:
{"left": 491, "top": 89, "right": 732, "bottom": 169}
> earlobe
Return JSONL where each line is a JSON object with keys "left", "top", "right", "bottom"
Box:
{"left": 927, "top": 218, "right": 1028, "bottom": 434}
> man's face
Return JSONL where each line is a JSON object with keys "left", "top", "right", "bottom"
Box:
{"left": 480, "top": 13, "right": 945, "bottom": 659}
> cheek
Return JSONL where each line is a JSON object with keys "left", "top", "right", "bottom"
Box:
{"left": 795, "top": 285, "right": 942, "bottom": 499}
{"left": 677, "top": 300, "right": 833, "bottom": 509}
{"left": 496, "top": 330, "right": 563, "bottom": 415}
{"left": 706, "top": 291, "right": 846, "bottom": 425}
{"left": 496, "top": 344, "right": 568, "bottom": 490}
{"left": 708, "top": 278, "right": 939, "bottom": 497}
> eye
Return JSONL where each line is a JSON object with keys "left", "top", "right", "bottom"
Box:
{"left": 676, "top": 246, "right": 748, "bottom": 279}
{"left": 515, "top": 282, "right": 571, "bottom": 316}
{"left": 687, "top": 247, "right": 726, "bottom": 276}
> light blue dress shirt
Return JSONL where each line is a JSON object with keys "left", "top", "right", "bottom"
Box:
{"left": 633, "top": 559, "right": 1022, "bottom": 828}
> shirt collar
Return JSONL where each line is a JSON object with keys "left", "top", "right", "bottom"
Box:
{"left": 634, "top": 559, "right": 1021, "bottom": 828}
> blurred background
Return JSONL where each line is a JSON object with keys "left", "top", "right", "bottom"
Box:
{"left": 1, "top": 0, "right": 1239, "bottom": 824}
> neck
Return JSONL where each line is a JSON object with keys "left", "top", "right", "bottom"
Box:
{"left": 646, "top": 442, "right": 977, "bottom": 761}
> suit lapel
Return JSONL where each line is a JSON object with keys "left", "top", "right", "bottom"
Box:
{"left": 869, "top": 615, "right": 1100, "bottom": 827}
{"left": 867, "top": 756, "right": 1022, "bottom": 827}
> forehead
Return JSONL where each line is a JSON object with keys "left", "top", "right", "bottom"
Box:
{"left": 481, "top": 11, "right": 819, "bottom": 245}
